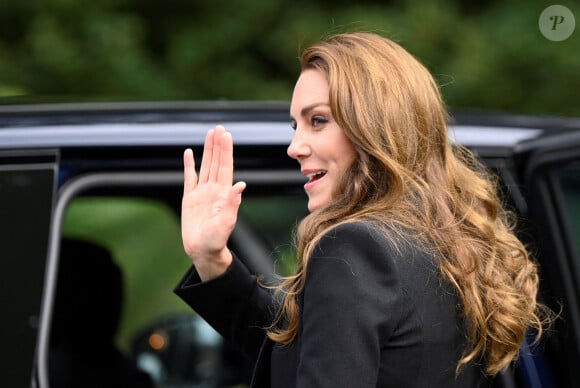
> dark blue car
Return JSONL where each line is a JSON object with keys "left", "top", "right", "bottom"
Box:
{"left": 1, "top": 102, "right": 579, "bottom": 387}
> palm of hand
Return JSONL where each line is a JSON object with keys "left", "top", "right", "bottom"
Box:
{"left": 182, "top": 180, "right": 239, "bottom": 257}
{"left": 181, "top": 126, "right": 246, "bottom": 277}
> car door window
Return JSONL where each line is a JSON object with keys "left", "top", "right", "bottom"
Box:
{"left": 0, "top": 162, "right": 56, "bottom": 387}
{"left": 520, "top": 137, "right": 580, "bottom": 387}
{"left": 238, "top": 195, "right": 309, "bottom": 276}
{"left": 60, "top": 197, "right": 193, "bottom": 353}
{"left": 552, "top": 165, "right": 580, "bottom": 291}
{"left": 48, "top": 179, "right": 306, "bottom": 388}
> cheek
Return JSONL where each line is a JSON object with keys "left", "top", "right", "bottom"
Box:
{"left": 339, "top": 144, "right": 358, "bottom": 172}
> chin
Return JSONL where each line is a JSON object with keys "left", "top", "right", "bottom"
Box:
{"left": 307, "top": 200, "right": 318, "bottom": 212}
{"left": 307, "top": 198, "right": 330, "bottom": 212}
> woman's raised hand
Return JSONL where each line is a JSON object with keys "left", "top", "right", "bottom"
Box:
{"left": 181, "top": 125, "right": 246, "bottom": 280}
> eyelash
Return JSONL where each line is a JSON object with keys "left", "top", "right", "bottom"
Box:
{"left": 290, "top": 115, "right": 328, "bottom": 130}
{"left": 311, "top": 116, "right": 328, "bottom": 127}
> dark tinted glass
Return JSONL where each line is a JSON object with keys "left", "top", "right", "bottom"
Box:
{"left": 554, "top": 165, "right": 580, "bottom": 294}
{"left": 0, "top": 166, "right": 55, "bottom": 386}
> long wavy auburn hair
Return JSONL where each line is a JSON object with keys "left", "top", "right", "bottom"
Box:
{"left": 266, "top": 32, "right": 551, "bottom": 375}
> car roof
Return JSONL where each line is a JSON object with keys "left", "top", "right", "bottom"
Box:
{"left": 0, "top": 101, "right": 577, "bottom": 150}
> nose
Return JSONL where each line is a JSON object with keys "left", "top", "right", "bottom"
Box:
{"left": 287, "top": 128, "right": 310, "bottom": 160}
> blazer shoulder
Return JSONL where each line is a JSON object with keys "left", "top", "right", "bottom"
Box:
{"left": 318, "top": 221, "right": 423, "bottom": 257}
{"left": 315, "top": 221, "right": 438, "bottom": 279}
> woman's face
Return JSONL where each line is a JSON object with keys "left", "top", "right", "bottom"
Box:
{"left": 288, "top": 69, "right": 357, "bottom": 212}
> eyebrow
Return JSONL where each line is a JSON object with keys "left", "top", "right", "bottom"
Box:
{"left": 290, "top": 102, "right": 330, "bottom": 121}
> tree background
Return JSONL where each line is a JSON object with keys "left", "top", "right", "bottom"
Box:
{"left": 0, "top": 0, "right": 578, "bottom": 116}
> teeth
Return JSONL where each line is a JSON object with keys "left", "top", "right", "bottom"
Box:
{"left": 306, "top": 170, "right": 327, "bottom": 179}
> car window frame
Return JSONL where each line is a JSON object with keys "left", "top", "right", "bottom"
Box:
{"left": 36, "top": 168, "right": 304, "bottom": 388}
{"left": 516, "top": 131, "right": 580, "bottom": 387}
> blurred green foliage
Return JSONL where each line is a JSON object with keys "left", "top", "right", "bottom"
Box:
{"left": 0, "top": 0, "right": 578, "bottom": 115}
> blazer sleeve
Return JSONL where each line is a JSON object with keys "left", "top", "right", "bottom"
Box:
{"left": 173, "top": 254, "right": 277, "bottom": 361}
{"left": 296, "top": 222, "right": 404, "bottom": 388}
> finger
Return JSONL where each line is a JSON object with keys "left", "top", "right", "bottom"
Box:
{"left": 183, "top": 148, "right": 197, "bottom": 194}
{"left": 232, "top": 181, "right": 247, "bottom": 195}
{"left": 198, "top": 129, "right": 214, "bottom": 184}
{"left": 209, "top": 125, "right": 224, "bottom": 182}
{"left": 218, "top": 130, "right": 234, "bottom": 185}
{"left": 230, "top": 181, "right": 247, "bottom": 206}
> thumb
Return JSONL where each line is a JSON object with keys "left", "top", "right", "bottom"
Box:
{"left": 231, "top": 181, "right": 247, "bottom": 205}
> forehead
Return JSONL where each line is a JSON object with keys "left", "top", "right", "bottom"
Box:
{"left": 290, "top": 69, "right": 329, "bottom": 112}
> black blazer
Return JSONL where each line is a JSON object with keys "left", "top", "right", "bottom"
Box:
{"left": 175, "top": 222, "right": 491, "bottom": 388}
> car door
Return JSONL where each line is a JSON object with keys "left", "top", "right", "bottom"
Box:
{"left": 0, "top": 149, "right": 58, "bottom": 387}
{"left": 514, "top": 129, "right": 580, "bottom": 387}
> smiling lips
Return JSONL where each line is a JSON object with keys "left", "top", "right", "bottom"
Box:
{"left": 303, "top": 169, "right": 327, "bottom": 190}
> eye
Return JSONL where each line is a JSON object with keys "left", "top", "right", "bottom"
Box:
{"left": 290, "top": 120, "right": 297, "bottom": 130}
{"left": 311, "top": 116, "right": 328, "bottom": 127}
